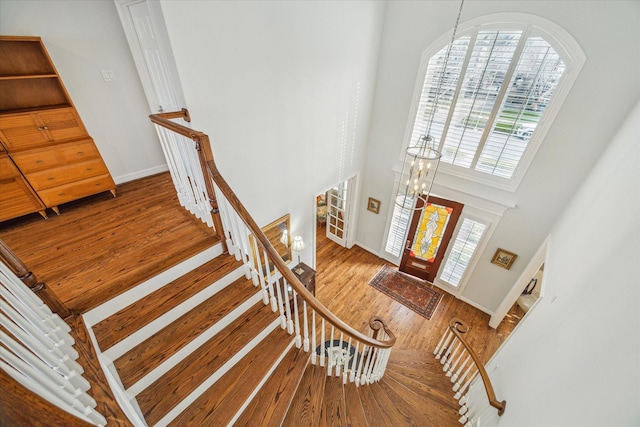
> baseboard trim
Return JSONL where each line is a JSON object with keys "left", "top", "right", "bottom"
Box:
{"left": 458, "top": 295, "right": 494, "bottom": 316}
{"left": 113, "top": 164, "right": 169, "bottom": 184}
{"left": 353, "top": 241, "right": 381, "bottom": 258}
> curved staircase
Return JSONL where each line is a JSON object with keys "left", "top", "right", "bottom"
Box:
{"left": 83, "top": 244, "right": 460, "bottom": 426}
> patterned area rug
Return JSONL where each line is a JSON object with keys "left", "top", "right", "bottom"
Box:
{"left": 369, "top": 265, "right": 443, "bottom": 320}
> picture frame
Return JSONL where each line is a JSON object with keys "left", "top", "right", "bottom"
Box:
{"left": 249, "top": 214, "right": 291, "bottom": 274}
{"left": 491, "top": 248, "right": 517, "bottom": 270}
{"left": 367, "top": 197, "right": 380, "bottom": 214}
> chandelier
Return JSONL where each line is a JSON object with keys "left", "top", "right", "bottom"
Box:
{"left": 395, "top": 0, "right": 465, "bottom": 210}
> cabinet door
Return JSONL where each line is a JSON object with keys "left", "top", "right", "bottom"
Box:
{"left": 0, "top": 154, "right": 46, "bottom": 221}
{"left": 0, "top": 107, "right": 87, "bottom": 151}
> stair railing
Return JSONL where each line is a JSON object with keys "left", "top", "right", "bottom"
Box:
{"left": 149, "top": 109, "right": 396, "bottom": 386}
{"left": 150, "top": 109, "right": 227, "bottom": 252}
{"left": 434, "top": 318, "right": 506, "bottom": 426}
{"left": 0, "top": 238, "right": 72, "bottom": 320}
{"left": 0, "top": 259, "right": 106, "bottom": 426}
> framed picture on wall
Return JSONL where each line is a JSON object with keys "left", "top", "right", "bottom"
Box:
{"left": 367, "top": 197, "right": 380, "bottom": 214}
{"left": 491, "top": 248, "right": 517, "bottom": 270}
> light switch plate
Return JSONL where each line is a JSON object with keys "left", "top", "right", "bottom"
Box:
{"left": 101, "top": 69, "right": 117, "bottom": 82}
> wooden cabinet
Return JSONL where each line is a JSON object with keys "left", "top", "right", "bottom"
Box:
{"left": 0, "top": 36, "right": 116, "bottom": 221}
{"left": 292, "top": 262, "right": 316, "bottom": 296}
{"left": 0, "top": 152, "right": 47, "bottom": 221}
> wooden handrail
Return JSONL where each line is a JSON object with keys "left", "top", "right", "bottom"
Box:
{"left": 149, "top": 110, "right": 396, "bottom": 349}
{"left": 150, "top": 109, "right": 226, "bottom": 254}
{"left": 0, "top": 238, "right": 73, "bottom": 320}
{"left": 449, "top": 318, "right": 506, "bottom": 415}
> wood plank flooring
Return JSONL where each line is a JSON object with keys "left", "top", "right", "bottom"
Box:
{"left": 314, "top": 222, "right": 520, "bottom": 364}
{"left": 0, "top": 173, "right": 218, "bottom": 313}
{"left": 1, "top": 172, "right": 522, "bottom": 425}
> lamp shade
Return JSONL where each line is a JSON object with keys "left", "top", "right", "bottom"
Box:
{"left": 280, "top": 229, "right": 289, "bottom": 246}
{"left": 291, "top": 236, "right": 305, "bottom": 253}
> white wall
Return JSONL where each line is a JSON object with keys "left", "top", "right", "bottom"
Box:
{"left": 359, "top": 1, "right": 640, "bottom": 313}
{"left": 2, "top": 0, "right": 638, "bottom": 320}
{"left": 0, "top": 0, "right": 166, "bottom": 183}
{"left": 486, "top": 99, "right": 640, "bottom": 426}
{"left": 158, "top": 0, "right": 384, "bottom": 264}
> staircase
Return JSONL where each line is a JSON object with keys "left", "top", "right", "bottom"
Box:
{"left": 81, "top": 243, "right": 459, "bottom": 426}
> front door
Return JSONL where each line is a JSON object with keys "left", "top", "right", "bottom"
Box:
{"left": 399, "top": 196, "right": 463, "bottom": 282}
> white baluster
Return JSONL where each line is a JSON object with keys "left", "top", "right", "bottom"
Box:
{"left": 452, "top": 354, "right": 471, "bottom": 383}
{"left": 343, "top": 337, "right": 352, "bottom": 384}
{"left": 0, "top": 264, "right": 107, "bottom": 426}
{"left": 435, "top": 329, "right": 453, "bottom": 359}
{"left": 349, "top": 341, "right": 360, "bottom": 383}
{"left": 213, "top": 188, "right": 235, "bottom": 252}
{"left": 355, "top": 343, "right": 367, "bottom": 387}
{"left": 444, "top": 341, "right": 461, "bottom": 372}
{"left": 262, "top": 248, "right": 278, "bottom": 311}
{"left": 327, "top": 326, "right": 335, "bottom": 376}
{"left": 311, "top": 310, "right": 317, "bottom": 364}
{"left": 320, "top": 319, "right": 326, "bottom": 367}
{"left": 293, "top": 289, "right": 301, "bottom": 348}
{"left": 454, "top": 370, "right": 478, "bottom": 400}
{"left": 442, "top": 337, "right": 458, "bottom": 366}
{"left": 283, "top": 280, "right": 294, "bottom": 334}
{"left": 303, "top": 301, "right": 309, "bottom": 352}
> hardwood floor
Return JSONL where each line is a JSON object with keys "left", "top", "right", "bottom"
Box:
{"left": 1, "top": 172, "right": 521, "bottom": 424}
{"left": 314, "top": 223, "right": 520, "bottom": 364}
{"left": 0, "top": 172, "right": 218, "bottom": 313}
{"left": 0, "top": 172, "right": 517, "bottom": 357}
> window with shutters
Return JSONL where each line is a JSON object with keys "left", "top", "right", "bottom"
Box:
{"left": 439, "top": 218, "right": 487, "bottom": 287}
{"left": 384, "top": 16, "right": 584, "bottom": 284}
{"left": 407, "top": 17, "right": 582, "bottom": 190}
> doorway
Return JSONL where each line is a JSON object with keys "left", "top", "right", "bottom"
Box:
{"left": 115, "top": 0, "right": 185, "bottom": 113}
{"left": 505, "top": 264, "right": 544, "bottom": 326}
{"left": 313, "top": 175, "right": 357, "bottom": 267}
{"left": 399, "top": 196, "right": 463, "bottom": 282}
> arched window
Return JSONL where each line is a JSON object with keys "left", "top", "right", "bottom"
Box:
{"left": 384, "top": 15, "right": 584, "bottom": 288}
{"left": 407, "top": 14, "right": 584, "bottom": 190}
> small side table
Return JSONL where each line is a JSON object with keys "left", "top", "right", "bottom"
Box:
{"left": 292, "top": 262, "right": 316, "bottom": 296}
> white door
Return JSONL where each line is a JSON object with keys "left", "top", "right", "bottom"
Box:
{"left": 326, "top": 175, "right": 356, "bottom": 247}
{"left": 115, "top": 0, "right": 185, "bottom": 113}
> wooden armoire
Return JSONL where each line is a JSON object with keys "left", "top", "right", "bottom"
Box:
{"left": 0, "top": 36, "right": 116, "bottom": 222}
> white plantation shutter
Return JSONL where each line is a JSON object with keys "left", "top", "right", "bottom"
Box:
{"left": 384, "top": 195, "right": 412, "bottom": 257}
{"left": 477, "top": 36, "right": 564, "bottom": 177}
{"left": 411, "top": 27, "right": 566, "bottom": 180}
{"left": 440, "top": 218, "right": 487, "bottom": 287}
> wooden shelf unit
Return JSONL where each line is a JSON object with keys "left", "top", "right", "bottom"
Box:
{"left": 0, "top": 36, "right": 116, "bottom": 222}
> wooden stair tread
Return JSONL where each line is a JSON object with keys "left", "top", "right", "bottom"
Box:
{"left": 380, "top": 374, "right": 458, "bottom": 425}
{"left": 168, "top": 326, "right": 294, "bottom": 426}
{"left": 138, "top": 301, "right": 277, "bottom": 426}
{"left": 386, "top": 349, "right": 440, "bottom": 369}
{"left": 233, "top": 346, "right": 310, "bottom": 427}
{"left": 384, "top": 366, "right": 456, "bottom": 410}
{"left": 93, "top": 253, "right": 241, "bottom": 350}
{"left": 362, "top": 381, "right": 420, "bottom": 427}
{"left": 114, "top": 276, "right": 257, "bottom": 389}
{"left": 319, "top": 375, "right": 347, "bottom": 427}
{"left": 57, "top": 209, "right": 218, "bottom": 313}
{"left": 282, "top": 364, "right": 327, "bottom": 427}
{"left": 343, "top": 378, "right": 369, "bottom": 427}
